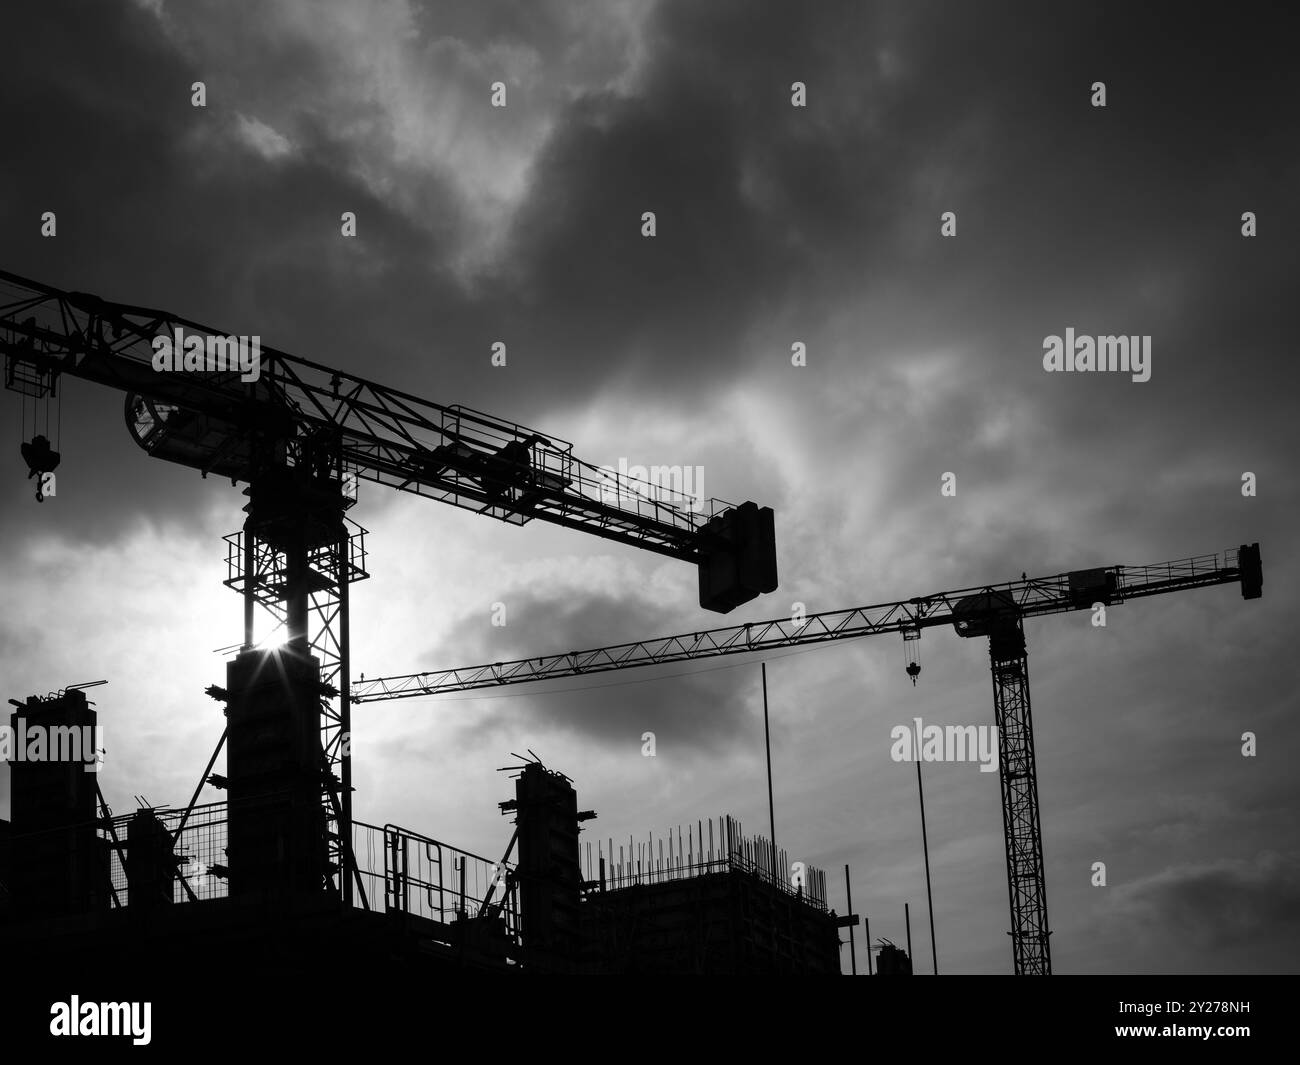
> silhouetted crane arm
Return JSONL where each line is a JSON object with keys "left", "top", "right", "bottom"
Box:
{"left": 0, "top": 269, "right": 776, "bottom": 609}
{"left": 352, "top": 544, "right": 1261, "bottom": 701}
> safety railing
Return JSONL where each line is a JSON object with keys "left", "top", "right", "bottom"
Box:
{"left": 380, "top": 823, "right": 515, "bottom": 932}
{"left": 3, "top": 799, "right": 514, "bottom": 929}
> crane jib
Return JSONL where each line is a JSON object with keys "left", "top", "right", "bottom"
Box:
{"left": 1, "top": 268, "right": 780, "bottom": 613}
{"left": 351, "top": 544, "right": 1262, "bottom": 702}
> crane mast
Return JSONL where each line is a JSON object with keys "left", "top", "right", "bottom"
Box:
{"left": 353, "top": 544, "right": 1263, "bottom": 974}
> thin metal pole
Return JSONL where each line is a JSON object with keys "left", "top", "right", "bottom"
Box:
{"left": 865, "top": 916, "right": 873, "bottom": 975}
{"left": 762, "top": 662, "right": 776, "bottom": 876}
{"left": 94, "top": 782, "right": 125, "bottom": 909}
{"left": 242, "top": 523, "right": 255, "bottom": 649}
{"left": 174, "top": 727, "right": 227, "bottom": 840}
{"left": 845, "top": 864, "right": 857, "bottom": 975}
{"left": 905, "top": 902, "right": 913, "bottom": 972}
{"left": 339, "top": 527, "right": 354, "bottom": 908}
{"left": 917, "top": 758, "right": 938, "bottom": 974}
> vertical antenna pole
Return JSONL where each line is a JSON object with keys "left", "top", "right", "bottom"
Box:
{"left": 917, "top": 758, "right": 938, "bottom": 974}
{"left": 845, "top": 864, "right": 858, "bottom": 976}
{"left": 762, "top": 662, "right": 777, "bottom": 878}
{"left": 905, "top": 902, "right": 913, "bottom": 972}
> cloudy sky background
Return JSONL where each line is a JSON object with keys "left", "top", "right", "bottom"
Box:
{"left": 1, "top": 0, "right": 1296, "bottom": 973}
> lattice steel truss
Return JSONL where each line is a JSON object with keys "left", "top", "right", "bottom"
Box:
{"left": 988, "top": 621, "right": 1050, "bottom": 975}
{"left": 222, "top": 448, "right": 370, "bottom": 903}
{"left": 353, "top": 547, "right": 1257, "bottom": 702}
{"left": 0, "top": 267, "right": 753, "bottom": 564}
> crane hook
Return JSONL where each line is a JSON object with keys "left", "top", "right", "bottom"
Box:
{"left": 21, "top": 435, "right": 60, "bottom": 503}
{"left": 902, "top": 626, "right": 922, "bottom": 686}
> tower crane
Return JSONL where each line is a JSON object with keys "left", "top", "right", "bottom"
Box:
{"left": 352, "top": 544, "right": 1264, "bottom": 974}
{"left": 0, "top": 268, "right": 778, "bottom": 906}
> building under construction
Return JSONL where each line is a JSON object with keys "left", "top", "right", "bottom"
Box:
{"left": 0, "top": 660, "right": 843, "bottom": 977}
{"left": 0, "top": 270, "right": 1262, "bottom": 981}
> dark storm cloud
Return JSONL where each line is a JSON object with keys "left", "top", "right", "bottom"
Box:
{"left": 484, "top": 0, "right": 1298, "bottom": 604}
{"left": 458, "top": 664, "right": 754, "bottom": 757}
{"left": 0, "top": 0, "right": 214, "bottom": 543}
{"left": 411, "top": 587, "right": 759, "bottom": 752}
{"left": 4, "top": 0, "right": 1296, "bottom": 550}
{"left": 1110, "top": 851, "right": 1300, "bottom": 961}
{"left": 0, "top": 0, "right": 463, "bottom": 543}
{"left": 504, "top": 0, "right": 1300, "bottom": 381}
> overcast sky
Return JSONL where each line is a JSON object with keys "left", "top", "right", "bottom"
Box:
{"left": 1, "top": 0, "right": 1296, "bottom": 974}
